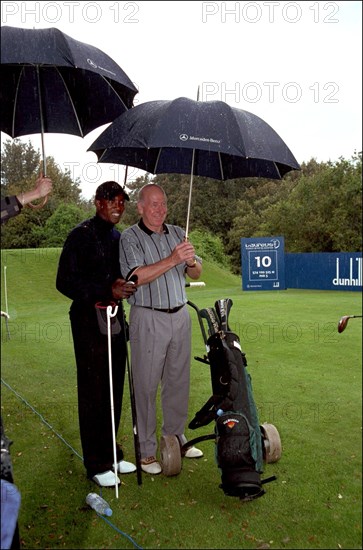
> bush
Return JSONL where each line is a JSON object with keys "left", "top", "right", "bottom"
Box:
{"left": 189, "top": 229, "right": 231, "bottom": 269}
{"left": 35, "top": 203, "right": 87, "bottom": 247}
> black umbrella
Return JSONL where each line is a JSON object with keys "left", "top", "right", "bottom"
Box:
{"left": 0, "top": 25, "right": 138, "bottom": 175}
{"left": 88, "top": 97, "right": 300, "bottom": 237}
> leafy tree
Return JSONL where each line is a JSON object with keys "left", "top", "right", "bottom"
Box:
{"left": 261, "top": 154, "right": 362, "bottom": 253}
{"left": 1, "top": 207, "right": 48, "bottom": 248}
{"left": 1, "top": 138, "right": 83, "bottom": 205}
{"left": 188, "top": 229, "right": 231, "bottom": 267}
{"left": 225, "top": 154, "right": 362, "bottom": 273}
{"left": 35, "top": 203, "right": 88, "bottom": 247}
{"left": 152, "top": 173, "right": 257, "bottom": 236}
{"left": 2, "top": 138, "right": 361, "bottom": 276}
{"left": 1, "top": 139, "right": 41, "bottom": 190}
{"left": 1, "top": 139, "right": 85, "bottom": 248}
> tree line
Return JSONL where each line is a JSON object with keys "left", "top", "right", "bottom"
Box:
{"left": 1, "top": 139, "right": 361, "bottom": 274}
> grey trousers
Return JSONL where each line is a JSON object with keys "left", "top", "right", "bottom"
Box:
{"left": 129, "top": 305, "right": 191, "bottom": 458}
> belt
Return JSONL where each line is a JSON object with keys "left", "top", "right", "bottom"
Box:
{"left": 142, "top": 305, "right": 185, "bottom": 314}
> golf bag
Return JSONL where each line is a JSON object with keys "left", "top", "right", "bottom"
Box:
{"left": 188, "top": 299, "right": 266, "bottom": 500}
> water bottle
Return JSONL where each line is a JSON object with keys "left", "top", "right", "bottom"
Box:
{"left": 86, "top": 492, "right": 113, "bottom": 516}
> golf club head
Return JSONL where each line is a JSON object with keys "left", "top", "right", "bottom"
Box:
{"left": 200, "top": 307, "right": 220, "bottom": 337}
{"left": 215, "top": 299, "right": 233, "bottom": 332}
{"left": 337, "top": 314, "right": 362, "bottom": 333}
{"left": 338, "top": 316, "right": 350, "bottom": 333}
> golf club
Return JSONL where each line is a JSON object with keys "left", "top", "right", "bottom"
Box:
{"left": 200, "top": 307, "right": 221, "bottom": 337}
{"left": 185, "top": 282, "right": 206, "bottom": 287}
{"left": 337, "top": 314, "right": 362, "bottom": 333}
{"left": 119, "top": 300, "right": 143, "bottom": 485}
{"left": 105, "top": 304, "right": 120, "bottom": 498}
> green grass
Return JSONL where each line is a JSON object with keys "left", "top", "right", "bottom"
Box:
{"left": 1, "top": 248, "right": 362, "bottom": 549}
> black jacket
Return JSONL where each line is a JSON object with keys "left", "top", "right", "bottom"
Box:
{"left": 56, "top": 215, "right": 122, "bottom": 307}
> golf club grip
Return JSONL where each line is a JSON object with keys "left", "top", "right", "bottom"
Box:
{"left": 119, "top": 302, "right": 143, "bottom": 485}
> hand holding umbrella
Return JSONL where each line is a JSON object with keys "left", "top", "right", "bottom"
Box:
{"left": 19, "top": 174, "right": 53, "bottom": 210}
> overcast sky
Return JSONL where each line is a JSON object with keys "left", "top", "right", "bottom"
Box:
{"left": 1, "top": 0, "right": 362, "bottom": 200}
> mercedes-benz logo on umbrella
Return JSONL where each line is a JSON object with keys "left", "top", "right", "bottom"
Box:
{"left": 179, "top": 133, "right": 189, "bottom": 141}
{"left": 87, "top": 58, "right": 98, "bottom": 69}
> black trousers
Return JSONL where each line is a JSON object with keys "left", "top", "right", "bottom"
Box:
{"left": 69, "top": 303, "right": 127, "bottom": 477}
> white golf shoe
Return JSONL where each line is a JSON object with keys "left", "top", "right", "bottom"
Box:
{"left": 116, "top": 460, "right": 137, "bottom": 474}
{"left": 184, "top": 446, "right": 204, "bottom": 458}
{"left": 178, "top": 434, "right": 204, "bottom": 458}
{"left": 140, "top": 456, "right": 162, "bottom": 475}
{"left": 92, "top": 470, "right": 120, "bottom": 487}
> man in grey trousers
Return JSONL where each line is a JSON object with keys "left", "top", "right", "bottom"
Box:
{"left": 119, "top": 183, "right": 203, "bottom": 474}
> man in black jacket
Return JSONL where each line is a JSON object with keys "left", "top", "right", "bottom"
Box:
{"left": 56, "top": 181, "right": 136, "bottom": 487}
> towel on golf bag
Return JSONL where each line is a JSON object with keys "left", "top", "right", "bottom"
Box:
{"left": 189, "top": 330, "right": 264, "bottom": 498}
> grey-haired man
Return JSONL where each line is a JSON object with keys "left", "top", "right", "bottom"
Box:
{"left": 119, "top": 183, "right": 203, "bottom": 475}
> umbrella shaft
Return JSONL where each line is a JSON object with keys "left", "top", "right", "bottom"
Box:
{"left": 185, "top": 149, "right": 196, "bottom": 239}
{"left": 36, "top": 66, "right": 47, "bottom": 176}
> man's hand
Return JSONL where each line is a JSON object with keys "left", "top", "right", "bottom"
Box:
{"left": 35, "top": 175, "right": 53, "bottom": 198}
{"left": 112, "top": 278, "right": 137, "bottom": 300}
{"left": 21, "top": 175, "right": 53, "bottom": 209}
{"left": 171, "top": 240, "right": 196, "bottom": 266}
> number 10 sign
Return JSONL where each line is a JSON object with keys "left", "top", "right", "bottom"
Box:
{"left": 241, "top": 237, "right": 286, "bottom": 291}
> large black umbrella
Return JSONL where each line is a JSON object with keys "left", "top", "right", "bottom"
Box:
{"left": 0, "top": 25, "right": 138, "bottom": 175}
{"left": 88, "top": 97, "right": 300, "bottom": 237}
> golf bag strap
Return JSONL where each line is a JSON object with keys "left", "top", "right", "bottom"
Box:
{"left": 219, "top": 336, "right": 241, "bottom": 405}
{"left": 188, "top": 396, "right": 217, "bottom": 429}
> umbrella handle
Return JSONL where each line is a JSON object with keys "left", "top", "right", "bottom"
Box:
{"left": 27, "top": 195, "right": 48, "bottom": 210}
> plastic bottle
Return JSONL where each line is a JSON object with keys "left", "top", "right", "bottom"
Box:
{"left": 86, "top": 492, "right": 113, "bottom": 516}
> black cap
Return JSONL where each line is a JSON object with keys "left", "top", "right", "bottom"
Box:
{"left": 95, "top": 181, "right": 129, "bottom": 201}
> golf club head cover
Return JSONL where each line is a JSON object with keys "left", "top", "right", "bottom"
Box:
{"left": 215, "top": 299, "right": 233, "bottom": 332}
{"left": 200, "top": 307, "right": 220, "bottom": 337}
{"left": 95, "top": 302, "right": 121, "bottom": 335}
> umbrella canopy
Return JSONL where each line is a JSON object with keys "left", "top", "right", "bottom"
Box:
{"left": 88, "top": 97, "right": 300, "bottom": 236}
{"left": 0, "top": 25, "right": 138, "bottom": 174}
